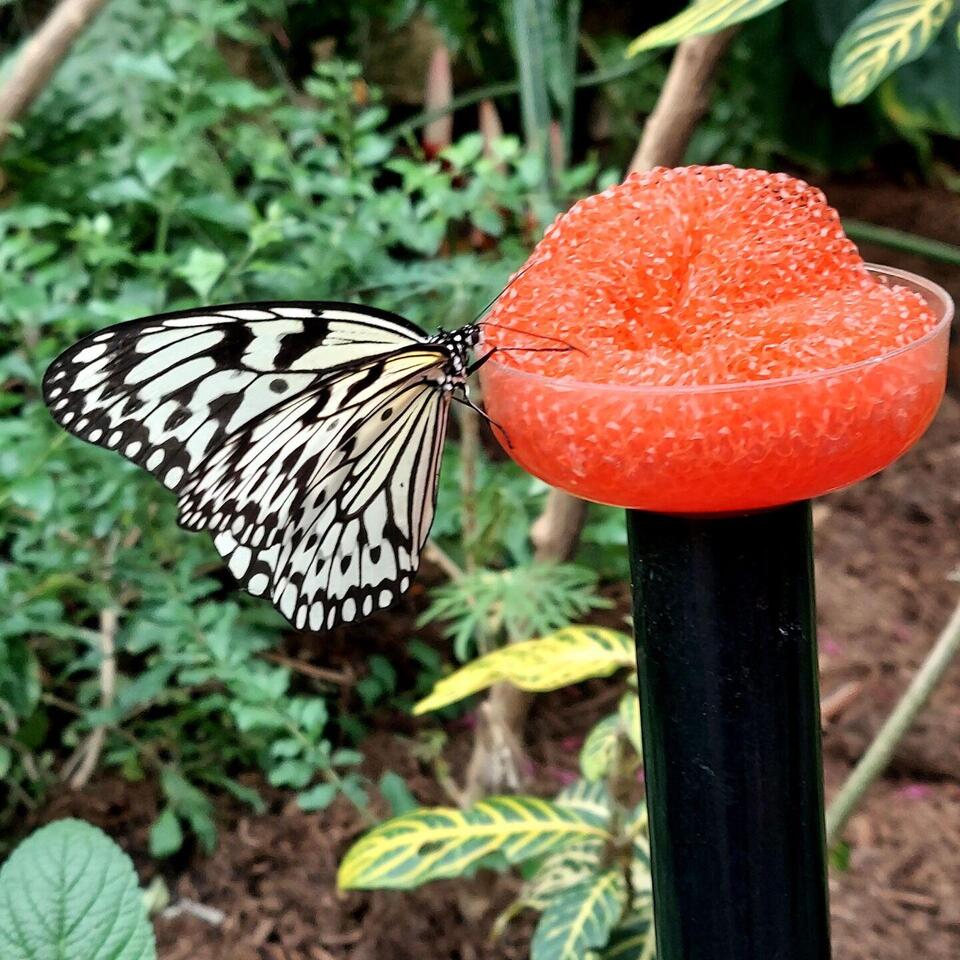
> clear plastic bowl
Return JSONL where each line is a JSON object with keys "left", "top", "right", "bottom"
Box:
{"left": 480, "top": 265, "right": 953, "bottom": 513}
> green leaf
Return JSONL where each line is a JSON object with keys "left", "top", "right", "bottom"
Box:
{"left": 879, "top": 19, "right": 960, "bottom": 136}
{"left": 9, "top": 474, "right": 56, "bottom": 516}
{"left": 626, "top": 803, "right": 653, "bottom": 912}
{"left": 531, "top": 869, "right": 627, "bottom": 960}
{"left": 176, "top": 248, "right": 227, "bottom": 299}
{"left": 207, "top": 79, "right": 278, "bottom": 110}
{"left": 580, "top": 714, "right": 621, "bottom": 781}
{"left": 149, "top": 807, "right": 184, "bottom": 858}
{"left": 830, "top": 0, "right": 953, "bottom": 105}
{"left": 618, "top": 692, "right": 643, "bottom": 757}
{"left": 0, "top": 819, "right": 156, "bottom": 960}
{"left": 297, "top": 782, "right": 338, "bottom": 811}
{"left": 627, "top": 0, "right": 789, "bottom": 55}
{"left": 379, "top": 771, "right": 419, "bottom": 815}
{"left": 517, "top": 843, "right": 605, "bottom": 910}
{"left": 600, "top": 913, "right": 656, "bottom": 959}
{"left": 135, "top": 144, "right": 178, "bottom": 188}
{"left": 413, "top": 627, "right": 633, "bottom": 714}
{"left": 112, "top": 52, "right": 176, "bottom": 83}
{"left": 338, "top": 794, "right": 613, "bottom": 890}
{"left": 0, "top": 636, "right": 40, "bottom": 719}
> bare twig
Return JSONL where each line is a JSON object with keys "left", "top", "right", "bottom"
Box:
{"left": 422, "top": 44, "right": 453, "bottom": 155}
{"left": 0, "top": 0, "right": 111, "bottom": 148}
{"left": 261, "top": 652, "right": 354, "bottom": 686}
{"left": 627, "top": 28, "right": 736, "bottom": 173}
{"left": 68, "top": 607, "right": 117, "bottom": 789}
{"left": 424, "top": 539, "right": 465, "bottom": 582}
{"left": 161, "top": 899, "right": 226, "bottom": 926}
{"left": 820, "top": 679, "right": 864, "bottom": 724}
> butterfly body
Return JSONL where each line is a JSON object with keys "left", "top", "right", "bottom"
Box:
{"left": 44, "top": 301, "right": 484, "bottom": 631}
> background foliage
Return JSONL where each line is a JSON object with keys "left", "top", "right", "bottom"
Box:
{"left": 0, "top": 0, "right": 958, "bottom": 862}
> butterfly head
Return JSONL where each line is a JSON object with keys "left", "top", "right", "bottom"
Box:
{"left": 431, "top": 324, "right": 481, "bottom": 386}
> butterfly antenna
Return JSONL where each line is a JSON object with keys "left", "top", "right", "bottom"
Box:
{"left": 463, "top": 257, "right": 586, "bottom": 355}
{"left": 466, "top": 258, "right": 544, "bottom": 327}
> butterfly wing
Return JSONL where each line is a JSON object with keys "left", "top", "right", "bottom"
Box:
{"left": 42, "top": 301, "right": 426, "bottom": 494}
{"left": 44, "top": 301, "right": 452, "bottom": 629}
{"left": 209, "top": 364, "right": 451, "bottom": 630}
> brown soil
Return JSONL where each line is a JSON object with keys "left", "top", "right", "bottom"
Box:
{"left": 34, "top": 184, "right": 960, "bottom": 959}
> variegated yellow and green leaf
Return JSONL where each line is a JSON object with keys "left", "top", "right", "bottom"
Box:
{"left": 626, "top": 0, "right": 789, "bottom": 56}
{"left": 830, "top": 0, "right": 953, "bottom": 105}
{"left": 338, "top": 794, "right": 613, "bottom": 890}
{"left": 618, "top": 692, "right": 643, "bottom": 756}
{"left": 531, "top": 869, "right": 628, "bottom": 960}
{"left": 624, "top": 801, "right": 653, "bottom": 912}
{"left": 580, "top": 694, "right": 642, "bottom": 781}
{"left": 601, "top": 913, "right": 656, "bottom": 960}
{"left": 413, "top": 627, "right": 634, "bottom": 715}
{"left": 556, "top": 779, "right": 614, "bottom": 824}
{"left": 493, "top": 840, "right": 605, "bottom": 938}
{"left": 580, "top": 714, "right": 622, "bottom": 781}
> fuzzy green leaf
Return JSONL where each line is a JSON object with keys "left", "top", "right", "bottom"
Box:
{"left": 0, "top": 819, "right": 156, "bottom": 960}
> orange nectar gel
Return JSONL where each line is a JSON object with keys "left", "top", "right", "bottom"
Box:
{"left": 480, "top": 166, "right": 951, "bottom": 513}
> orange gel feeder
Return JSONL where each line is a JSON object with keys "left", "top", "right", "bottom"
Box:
{"left": 481, "top": 166, "right": 953, "bottom": 960}
{"left": 481, "top": 166, "right": 951, "bottom": 513}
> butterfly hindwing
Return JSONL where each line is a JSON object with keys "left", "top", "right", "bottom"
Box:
{"left": 43, "top": 301, "right": 458, "bottom": 630}
{"left": 211, "top": 376, "right": 450, "bottom": 631}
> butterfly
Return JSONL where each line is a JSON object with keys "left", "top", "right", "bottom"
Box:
{"left": 43, "top": 300, "right": 515, "bottom": 632}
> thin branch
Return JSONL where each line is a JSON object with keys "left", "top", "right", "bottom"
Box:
{"left": 68, "top": 607, "right": 117, "bottom": 789}
{"left": 628, "top": 27, "right": 736, "bottom": 173}
{"left": 423, "top": 539, "right": 465, "bottom": 582}
{"left": 261, "top": 652, "right": 354, "bottom": 686}
{"left": 825, "top": 596, "right": 960, "bottom": 846}
{"left": 0, "top": 0, "right": 111, "bottom": 148}
{"left": 386, "top": 58, "right": 648, "bottom": 140}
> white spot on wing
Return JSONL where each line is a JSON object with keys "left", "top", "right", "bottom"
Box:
{"left": 229, "top": 546, "right": 252, "bottom": 578}
{"left": 73, "top": 344, "right": 107, "bottom": 363}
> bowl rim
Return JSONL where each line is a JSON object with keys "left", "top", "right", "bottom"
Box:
{"left": 482, "top": 263, "right": 954, "bottom": 396}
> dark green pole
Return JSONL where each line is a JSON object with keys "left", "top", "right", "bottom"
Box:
{"left": 627, "top": 501, "right": 831, "bottom": 960}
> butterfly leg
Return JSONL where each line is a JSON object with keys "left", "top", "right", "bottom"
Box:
{"left": 453, "top": 389, "right": 513, "bottom": 450}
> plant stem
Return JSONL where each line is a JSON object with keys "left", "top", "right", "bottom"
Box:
{"left": 825, "top": 596, "right": 960, "bottom": 846}
{"left": 385, "top": 59, "right": 646, "bottom": 140}
{"left": 843, "top": 219, "right": 960, "bottom": 266}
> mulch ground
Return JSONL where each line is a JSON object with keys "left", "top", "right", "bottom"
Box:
{"left": 36, "top": 182, "right": 960, "bottom": 959}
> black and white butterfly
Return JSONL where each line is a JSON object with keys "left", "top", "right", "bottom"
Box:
{"left": 43, "top": 301, "right": 500, "bottom": 632}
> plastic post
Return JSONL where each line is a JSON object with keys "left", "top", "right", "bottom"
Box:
{"left": 627, "top": 501, "right": 831, "bottom": 960}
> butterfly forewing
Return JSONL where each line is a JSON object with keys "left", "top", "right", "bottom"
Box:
{"left": 43, "top": 301, "right": 458, "bottom": 630}
{"left": 42, "top": 302, "right": 427, "bottom": 492}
